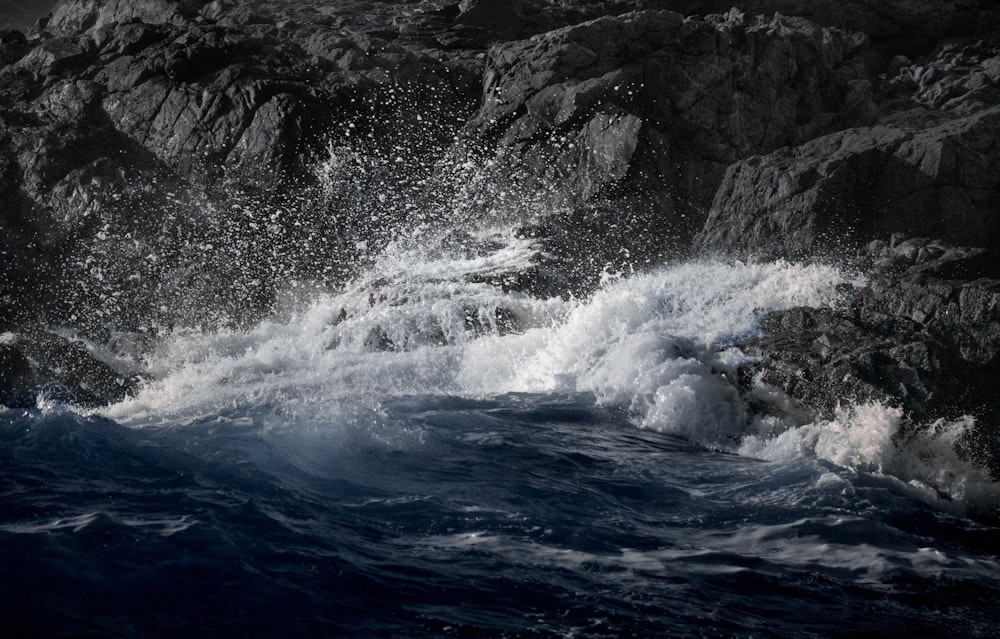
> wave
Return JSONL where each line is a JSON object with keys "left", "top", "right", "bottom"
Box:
{"left": 89, "top": 234, "right": 1000, "bottom": 518}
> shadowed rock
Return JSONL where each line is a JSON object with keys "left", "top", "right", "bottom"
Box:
{"left": 698, "top": 35, "right": 1000, "bottom": 259}
{"left": 0, "top": 330, "right": 140, "bottom": 408}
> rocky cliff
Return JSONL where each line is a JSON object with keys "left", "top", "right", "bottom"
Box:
{"left": 1, "top": 0, "right": 999, "bottom": 469}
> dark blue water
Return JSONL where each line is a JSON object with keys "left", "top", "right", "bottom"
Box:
{"left": 3, "top": 391, "right": 999, "bottom": 638}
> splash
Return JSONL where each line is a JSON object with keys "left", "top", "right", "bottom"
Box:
{"left": 461, "top": 260, "right": 850, "bottom": 446}
{"left": 740, "top": 402, "right": 1000, "bottom": 517}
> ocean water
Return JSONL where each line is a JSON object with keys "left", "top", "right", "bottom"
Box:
{"left": 3, "top": 233, "right": 999, "bottom": 637}
{"left": 4, "top": 104, "right": 1000, "bottom": 638}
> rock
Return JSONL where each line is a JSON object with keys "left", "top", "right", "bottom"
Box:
{"left": 0, "top": 330, "right": 140, "bottom": 408}
{"left": 698, "top": 31, "right": 1000, "bottom": 259}
{"left": 878, "top": 34, "right": 1000, "bottom": 121}
{"left": 739, "top": 305, "right": 965, "bottom": 421}
{"left": 462, "top": 9, "right": 869, "bottom": 287}
{"left": 697, "top": 106, "right": 1000, "bottom": 258}
{"left": 0, "top": 0, "right": 999, "bottom": 431}
{"left": 50, "top": 0, "right": 212, "bottom": 34}
{"left": 656, "top": 0, "right": 1000, "bottom": 59}
{"left": 736, "top": 240, "right": 1000, "bottom": 478}
{"left": 455, "top": 0, "right": 526, "bottom": 40}
{"left": 0, "top": 28, "right": 28, "bottom": 64}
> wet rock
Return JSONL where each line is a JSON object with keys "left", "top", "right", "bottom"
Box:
{"left": 739, "top": 241, "right": 1000, "bottom": 450}
{"left": 1, "top": 0, "right": 999, "bottom": 420}
{"left": 739, "top": 305, "right": 964, "bottom": 421}
{"left": 463, "top": 8, "right": 869, "bottom": 284}
{"left": 0, "top": 331, "right": 140, "bottom": 408}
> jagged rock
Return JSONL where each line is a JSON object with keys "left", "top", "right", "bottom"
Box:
{"left": 697, "top": 106, "right": 1000, "bottom": 258}
{"left": 878, "top": 34, "right": 1000, "bottom": 121}
{"left": 739, "top": 305, "right": 965, "bottom": 421}
{"left": 463, "top": 9, "right": 869, "bottom": 286}
{"left": 859, "top": 244, "right": 1000, "bottom": 365}
{"left": 50, "top": 0, "right": 212, "bottom": 34}
{"left": 656, "top": 0, "right": 1000, "bottom": 59}
{"left": 2, "top": 0, "right": 1000, "bottom": 427}
{"left": 697, "top": 31, "right": 1000, "bottom": 259}
{"left": 738, "top": 242, "right": 1000, "bottom": 480}
{"left": 468, "top": 9, "right": 869, "bottom": 202}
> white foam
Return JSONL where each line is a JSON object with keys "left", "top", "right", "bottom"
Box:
{"left": 740, "top": 402, "right": 1000, "bottom": 516}
{"left": 461, "top": 260, "right": 848, "bottom": 447}
{"left": 96, "top": 241, "right": 999, "bottom": 516}
{"left": 99, "top": 231, "right": 564, "bottom": 428}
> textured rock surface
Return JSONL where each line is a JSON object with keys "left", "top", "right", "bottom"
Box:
{"left": 737, "top": 239, "right": 1000, "bottom": 475}
{"left": 658, "top": 0, "right": 1000, "bottom": 54}
{"left": 697, "top": 109, "right": 1000, "bottom": 259}
{"left": 466, "top": 10, "right": 869, "bottom": 253}
{"left": 698, "top": 34, "right": 1000, "bottom": 259}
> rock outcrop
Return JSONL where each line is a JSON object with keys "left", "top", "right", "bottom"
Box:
{"left": 466, "top": 9, "right": 870, "bottom": 272}
{"left": 0, "top": 0, "right": 998, "bottom": 453}
{"left": 696, "top": 109, "right": 1000, "bottom": 259}
{"left": 697, "top": 34, "right": 1000, "bottom": 260}
{"left": 737, "top": 240, "right": 1000, "bottom": 475}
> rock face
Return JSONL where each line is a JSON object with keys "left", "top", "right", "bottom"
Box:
{"left": 696, "top": 110, "right": 1000, "bottom": 259}
{"left": 698, "top": 34, "right": 1000, "bottom": 258}
{"left": 0, "top": 0, "right": 997, "bottom": 459}
{"left": 466, "top": 9, "right": 869, "bottom": 267}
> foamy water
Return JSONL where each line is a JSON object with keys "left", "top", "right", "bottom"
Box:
{"left": 93, "top": 235, "right": 999, "bottom": 519}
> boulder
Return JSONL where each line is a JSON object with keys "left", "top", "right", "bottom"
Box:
{"left": 697, "top": 34, "right": 1000, "bottom": 259}
{"left": 697, "top": 108, "right": 1000, "bottom": 258}
{"left": 462, "top": 9, "right": 869, "bottom": 288}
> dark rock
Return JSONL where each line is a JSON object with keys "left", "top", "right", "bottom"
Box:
{"left": 697, "top": 31, "right": 1000, "bottom": 259}
{"left": 464, "top": 9, "right": 870, "bottom": 282}
{"left": 697, "top": 106, "right": 1000, "bottom": 259}
{"left": 455, "top": 0, "right": 526, "bottom": 40}
{"left": 0, "top": 28, "right": 28, "bottom": 64}
{"left": 737, "top": 241, "right": 1000, "bottom": 479}
{"left": 739, "top": 305, "right": 964, "bottom": 420}
{"left": 878, "top": 34, "right": 1000, "bottom": 121}
{"left": 0, "top": 330, "right": 140, "bottom": 408}
{"left": 1, "top": 0, "right": 999, "bottom": 432}
{"left": 656, "top": 0, "right": 1000, "bottom": 60}
{"left": 50, "top": 0, "right": 213, "bottom": 34}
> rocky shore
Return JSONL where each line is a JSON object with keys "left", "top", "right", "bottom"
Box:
{"left": 1, "top": 1, "right": 998, "bottom": 468}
